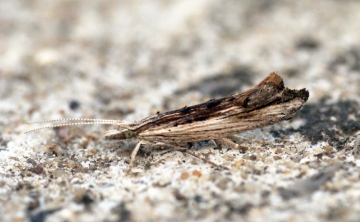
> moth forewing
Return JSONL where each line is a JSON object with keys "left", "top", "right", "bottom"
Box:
{"left": 112, "top": 74, "right": 309, "bottom": 143}
{"left": 135, "top": 95, "right": 307, "bottom": 143}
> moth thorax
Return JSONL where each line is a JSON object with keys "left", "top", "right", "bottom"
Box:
{"left": 104, "top": 129, "right": 137, "bottom": 140}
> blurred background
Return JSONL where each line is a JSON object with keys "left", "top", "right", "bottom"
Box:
{"left": 1, "top": 0, "right": 359, "bottom": 120}
{"left": 1, "top": 0, "right": 360, "bottom": 221}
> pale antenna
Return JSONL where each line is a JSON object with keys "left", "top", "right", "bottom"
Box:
{"left": 24, "top": 118, "right": 132, "bottom": 134}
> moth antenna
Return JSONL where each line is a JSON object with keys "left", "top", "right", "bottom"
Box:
{"left": 24, "top": 121, "right": 128, "bottom": 134}
{"left": 27, "top": 118, "right": 121, "bottom": 124}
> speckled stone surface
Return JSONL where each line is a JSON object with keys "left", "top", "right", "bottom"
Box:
{"left": 1, "top": 1, "right": 360, "bottom": 221}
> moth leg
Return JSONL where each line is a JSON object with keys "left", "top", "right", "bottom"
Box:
{"left": 127, "top": 140, "right": 146, "bottom": 174}
{"left": 154, "top": 142, "right": 228, "bottom": 170}
{"left": 215, "top": 138, "right": 265, "bottom": 151}
{"left": 210, "top": 140, "right": 221, "bottom": 149}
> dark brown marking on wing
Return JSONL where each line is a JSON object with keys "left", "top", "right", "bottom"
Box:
{"left": 206, "top": 99, "right": 222, "bottom": 109}
{"left": 242, "top": 97, "right": 250, "bottom": 108}
{"left": 185, "top": 116, "right": 193, "bottom": 123}
{"left": 193, "top": 115, "right": 208, "bottom": 122}
{"left": 180, "top": 106, "right": 191, "bottom": 114}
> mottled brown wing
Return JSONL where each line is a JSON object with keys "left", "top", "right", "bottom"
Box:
{"left": 138, "top": 88, "right": 308, "bottom": 142}
{"left": 134, "top": 73, "right": 309, "bottom": 142}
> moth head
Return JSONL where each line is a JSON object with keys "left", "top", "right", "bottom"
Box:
{"left": 105, "top": 129, "right": 137, "bottom": 140}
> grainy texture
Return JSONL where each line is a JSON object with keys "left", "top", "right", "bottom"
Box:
{"left": 1, "top": 1, "right": 360, "bottom": 222}
{"left": 354, "top": 135, "right": 360, "bottom": 159}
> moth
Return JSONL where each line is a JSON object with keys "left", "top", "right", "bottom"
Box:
{"left": 27, "top": 72, "right": 309, "bottom": 172}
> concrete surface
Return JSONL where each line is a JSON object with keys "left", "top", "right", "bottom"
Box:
{"left": 0, "top": 0, "right": 360, "bottom": 221}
